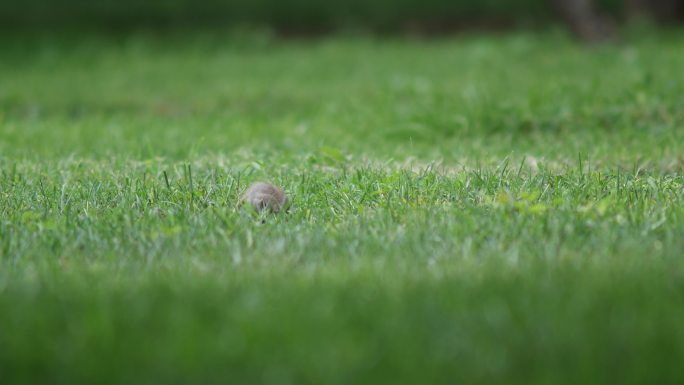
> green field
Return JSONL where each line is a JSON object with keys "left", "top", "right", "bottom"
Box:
{"left": 2, "top": 30, "right": 684, "bottom": 384}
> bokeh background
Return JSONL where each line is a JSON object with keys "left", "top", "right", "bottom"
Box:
{"left": 1, "top": 0, "right": 682, "bottom": 35}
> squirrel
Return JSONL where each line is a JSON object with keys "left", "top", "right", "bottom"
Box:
{"left": 240, "top": 182, "right": 288, "bottom": 213}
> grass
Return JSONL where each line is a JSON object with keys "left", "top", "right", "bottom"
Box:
{"left": 1, "top": 29, "right": 684, "bottom": 384}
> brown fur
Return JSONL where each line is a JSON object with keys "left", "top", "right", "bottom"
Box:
{"left": 240, "top": 182, "right": 288, "bottom": 213}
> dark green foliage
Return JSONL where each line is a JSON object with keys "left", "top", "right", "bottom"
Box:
{"left": 0, "top": 0, "right": 627, "bottom": 30}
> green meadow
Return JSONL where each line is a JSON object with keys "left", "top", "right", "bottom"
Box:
{"left": 1, "top": 30, "right": 684, "bottom": 384}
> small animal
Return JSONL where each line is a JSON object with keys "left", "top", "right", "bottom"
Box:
{"left": 240, "top": 182, "right": 288, "bottom": 213}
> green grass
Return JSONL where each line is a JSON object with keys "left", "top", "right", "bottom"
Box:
{"left": 2, "top": 30, "right": 684, "bottom": 384}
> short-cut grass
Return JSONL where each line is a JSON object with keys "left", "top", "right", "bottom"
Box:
{"left": 1, "top": 30, "right": 684, "bottom": 384}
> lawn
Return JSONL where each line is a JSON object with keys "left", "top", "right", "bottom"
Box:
{"left": 1, "top": 30, "right": 684, "bottom": 384}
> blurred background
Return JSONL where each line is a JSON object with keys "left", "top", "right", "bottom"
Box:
{"left": 2, "top": 0, "right": 683, "bottom": 162}
{"left": 1, "top": 0, "right": 683, "bottom": 39}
